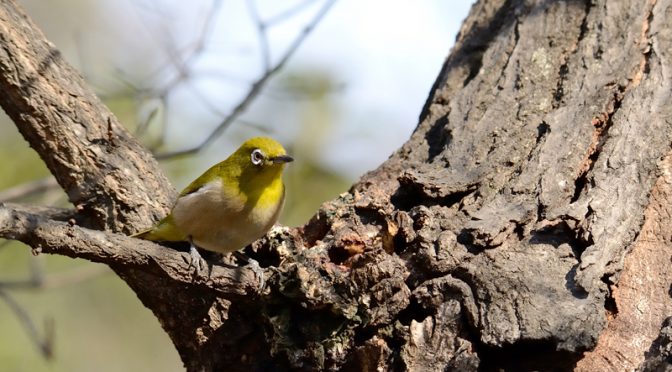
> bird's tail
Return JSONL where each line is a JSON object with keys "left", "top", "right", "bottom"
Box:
{"left": 131, "top": 215, "right": 184, "bottom": 242}
{"left": 130, "top": 228, "right": 155, "bottom": 239}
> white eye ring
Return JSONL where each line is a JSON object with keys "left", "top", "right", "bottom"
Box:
{"left": 250, "top": 149, "right": 265, "bottom": 165}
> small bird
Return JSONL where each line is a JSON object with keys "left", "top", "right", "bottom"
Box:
{"left": 134, "top": 137, "right": 293, "bottom": 277}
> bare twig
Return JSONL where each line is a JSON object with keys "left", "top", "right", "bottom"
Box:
{"left": 40, "top": 264, "right": 110, "bottom": 289}
{"left": 156, "top": 0, "right": 338, "bottom": 160}
{"left": 0, "top": 177, "right": 59, "bottom": 202}
{"left": 0, "top": 262, "right": 110, "bottom": 290}
{"left": 247, "top": 0, "right": 272, "bottom": 70}
{"left": 161, "top": 0, "right": 224, "bottom": 92}
{"left": 98, "top": 0, "right": 225, "bottom": 150}
{"left": 184, "top": 82, "right": 266, "bottom": 131}
{"left": 98, "top": 0, "right": 224, "bottom": 125}
{"left": 0, "top": 289, "right": 54, "bottom": 359}
{"left": 132, "top": 0, "right": 224, "bottom": 99}
{"left": 265, "top": 0, "right": 320, "bottom": 26}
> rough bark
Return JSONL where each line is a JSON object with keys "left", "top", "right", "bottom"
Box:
{"left": 1, "top": 0, "right": 672, "bottom": 371}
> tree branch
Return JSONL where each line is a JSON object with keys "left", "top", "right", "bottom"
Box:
{"left": 0, "top": 203, "right": 258, "bottom": 296}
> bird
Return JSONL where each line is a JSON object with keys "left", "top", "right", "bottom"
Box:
{"left": 134, "top": 137, "right": 293, "bottom": 280}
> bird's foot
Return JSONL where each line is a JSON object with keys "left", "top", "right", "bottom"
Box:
{"left": 188, "top": 242, "right": 207, "bottom": 275}
{"left": 247, "top": 257, "right": 265, "bottom": 290}
{"left": 233, "top": 251, "right": 265, "bottom": 291}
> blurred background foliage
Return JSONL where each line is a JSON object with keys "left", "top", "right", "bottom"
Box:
{"left": 0, "top": 0, "right": 472, "bottom": 370}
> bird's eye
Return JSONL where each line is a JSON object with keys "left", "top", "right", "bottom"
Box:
{"left": 250, "top": 149, "right": 265, "bottom": 165}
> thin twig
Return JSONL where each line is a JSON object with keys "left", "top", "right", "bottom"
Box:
{"left": 0, "top": 289, "right": 54, "bottom": 359}
{"left": 179, "top": 78, "right": 268, "bottom": 133}
{"left": 247, "top": 0, "right": 272, "bottom": 70}
{"left": 104, "top": 0, "right": 223, "bottom": 112}
{"left": 104, "top": 0, "right": 226, "bottom": 150}
{"left": 135, "top": 0, "right": 224, "bottom": 98}
{"left": 0, "top": 177, "right": 59, "bottom": 202}
{"left": 156, "top": 0, "right": 338, "bottom": 160}
{"left": 0, "top": 263, "right": 109, "bottom": 290}
{"left": 265, "top": 0, "right": 320, "bottom": 26}
{"left": 41, "top": 264, "right": 111, "bottom": 289}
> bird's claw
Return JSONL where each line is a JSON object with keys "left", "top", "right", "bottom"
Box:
{"left": 188, "top": 245, "right": 206, "bottom": 275}
{"left": 246, "top": 257, "right": 265, "bottom": 291}
{"left": 231, "top": 252, "right": 265, "bottom": 291}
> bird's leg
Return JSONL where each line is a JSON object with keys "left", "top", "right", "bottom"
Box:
{"left": 187, "top": 236, "right": 206, "bottom": 274}
{"left": 232, "top": 251, "right": 265, "bottom": 290}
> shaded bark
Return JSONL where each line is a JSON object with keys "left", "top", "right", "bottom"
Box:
{"left": 1, "top": 0, "right": 672, "bottom": 371}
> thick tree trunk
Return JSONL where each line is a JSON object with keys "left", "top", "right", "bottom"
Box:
{"left": 1, "top": 0, "right": 671, "bottom": 371}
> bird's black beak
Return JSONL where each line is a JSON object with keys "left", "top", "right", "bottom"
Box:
{"left": 272, "top": 155, "right": 294, "bottom": 164}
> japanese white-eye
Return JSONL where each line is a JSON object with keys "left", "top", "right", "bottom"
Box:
{"left": 134, "top": 137, "right": 293, "bottom": 274}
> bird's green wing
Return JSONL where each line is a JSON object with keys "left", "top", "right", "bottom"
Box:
{"left": 178, "top": 161, "right": 230, "bottom": 197}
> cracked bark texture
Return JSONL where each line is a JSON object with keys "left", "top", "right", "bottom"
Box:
{"left": 1, "top": 0, "right": 672, "bottom": 371}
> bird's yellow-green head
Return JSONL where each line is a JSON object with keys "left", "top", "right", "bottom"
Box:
{"left": 233, "top": 137, "right": 294, "bottom": 170}
{"left": 179, "top": 137, "right": 293, "bottom": 199}
{"left": 174, "top": 136, "right": 293, "bottom": 199}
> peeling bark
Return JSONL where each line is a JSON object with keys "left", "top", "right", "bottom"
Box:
{"left": 0, "top": 0, "right": 672, "bottom": 371}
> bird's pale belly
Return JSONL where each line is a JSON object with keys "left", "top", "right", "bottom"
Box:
{"left": 171, "top": 180, "right": 283, "bottom": 253}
